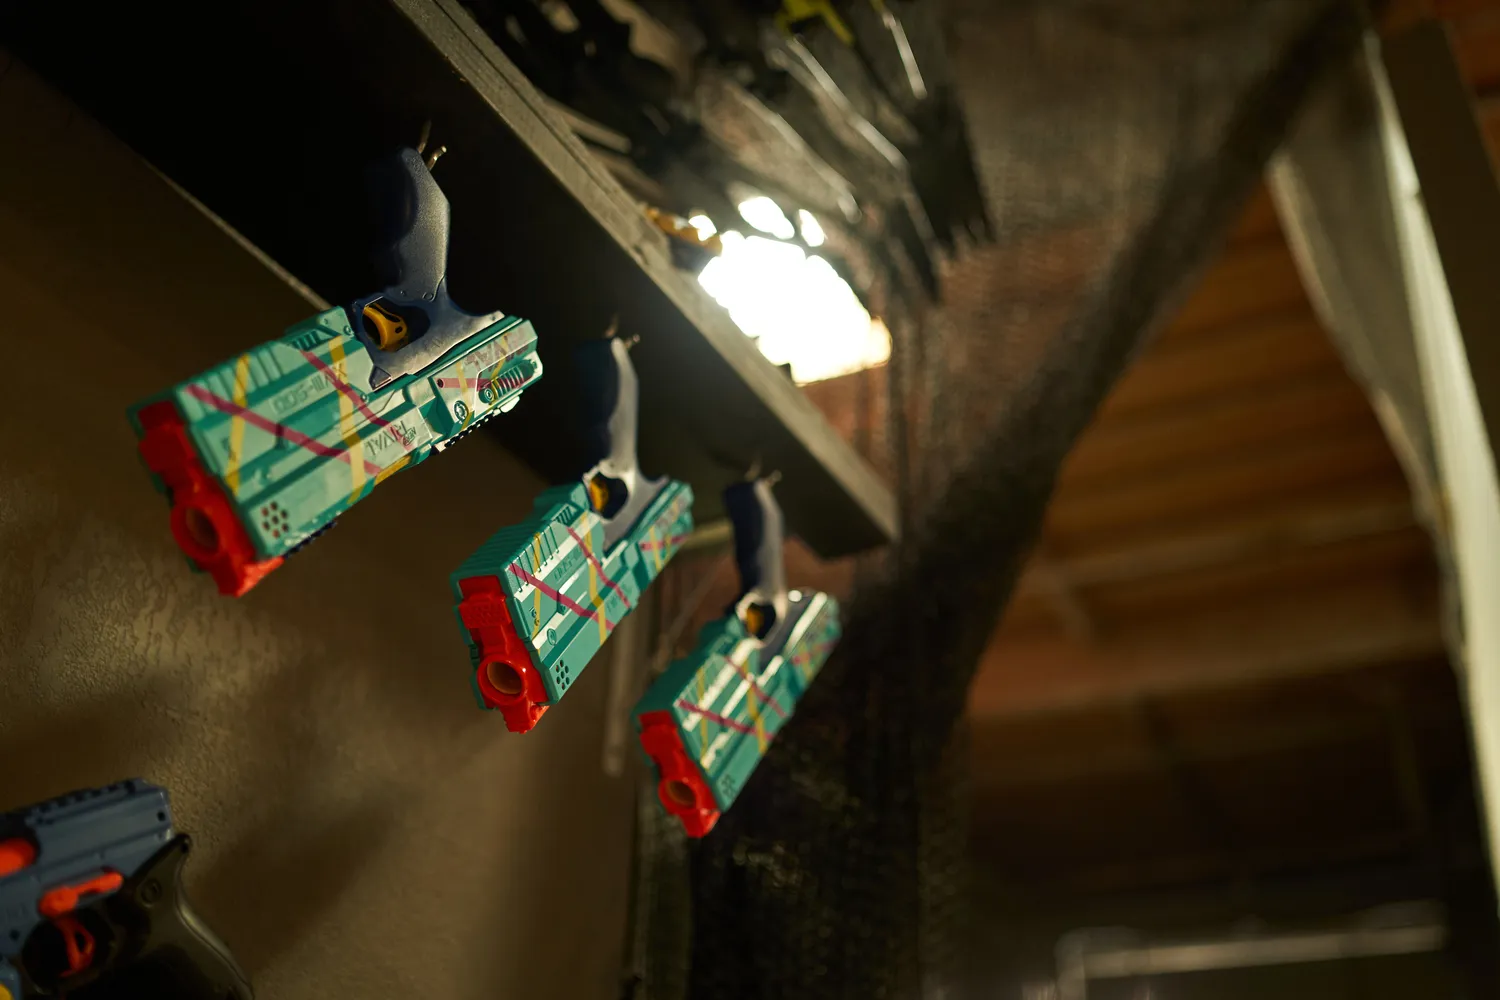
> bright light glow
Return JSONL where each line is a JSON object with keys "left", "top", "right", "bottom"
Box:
{"left": 736, "top": 197, "right": 797, "bottom": 240}
{"left": 688, "top": 214, "right": 717, "bottom": 240}
{"left": 797, "top": 209, "right": 826, "bottom": 247}
{"left": 698, "top": 233, "right": 889, "bottom": 383}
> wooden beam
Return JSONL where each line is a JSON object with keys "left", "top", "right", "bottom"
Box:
{"left": 1385, "top": 20, "right": 1500, "bottom": 473}
{"left": 1029, "top": 543, "right": 1096, "bottom": 641}
{"left": 1444, "top": 4, "right": 1500, "bottom": 92}
{"left": 970, "top": 579, "right": 1443, "bottom": 719}
{"left": 1045, "top": 431, "right": 1405, "bottom": 547}
{"left": 972, "top": 696, "right": 1454, "bottom": 790}
{"left": 1225, "top": 183, "right": 1282, "bottom": 247}
{"left": 1031, "top": 830, "right": 1417, "bottom": 896}
{"left": 1159, "top": 235, "right": 1310, "bottom": 341}
{"left": 1267, "top": 47, "right": 1445, "bottom": 537}
{"left": 1061, "top": 370, "right": 1378, "bottom": 491}
{"left": 1017, "top": 499, "right": 1416, "bottom": 593}
{"left": 1102, "top": 310, "right": 1342, "bottom": 420}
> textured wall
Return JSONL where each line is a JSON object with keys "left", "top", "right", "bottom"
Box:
{"left": 0, "top": 54, "right": 634, "bottom": 999}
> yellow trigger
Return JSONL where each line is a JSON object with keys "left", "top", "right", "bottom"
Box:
{"left": 362, "top": 300, "right": 409, "bottom": 351}
{"left": 586, "top": 475, "right": 612, "bottom": 514}
{"left": 743, "top": 604, "right": 767, "bottom": 639}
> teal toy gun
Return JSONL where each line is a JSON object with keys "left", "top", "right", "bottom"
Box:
{"left": 129, "top": 134, "right": 542, "bottom": 596}
{"left": 452, "top": 334, "right": 693, "bottom": 733}
{"left": 633, "top": 477, "right": 841, "bottom": 837}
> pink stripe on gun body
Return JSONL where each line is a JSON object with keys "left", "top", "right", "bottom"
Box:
{"left": 184, "top": 384, "right": 386, "bottom": 477}
{"left": 298, "top": 349, "right": 393, "bottom": 429}
{"left": 676, "top": 700, "right": 756, "bottom": 735}
{"left": 638, "top": 532, "right": 690, "bottom": 552}
{"left": 507, "top": 564, "right": 608, "bottom": 625}
{"left": 563, "top": 525, "right": 630, "bottom": 605}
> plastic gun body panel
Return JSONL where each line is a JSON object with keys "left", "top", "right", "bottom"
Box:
{"left": 454, "top": 479, "right": 693, "bottom": 732}
{"left": 636, "top": 591, "right": 841, "bottom": 837}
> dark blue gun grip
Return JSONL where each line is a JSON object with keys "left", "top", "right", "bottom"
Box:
{"left": 366, "top": 153, "right": 418, "bottom": 289}
{"left": 575, "top": 340, "right": 623, "bottom": 471}
{"left": 366, "top": 148, "right": 449, "bottom": 303}
{"left": 724, "top": 481, "right": 771, "bottom": 603}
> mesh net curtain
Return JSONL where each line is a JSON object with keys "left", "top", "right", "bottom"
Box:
{"left": 628, "top": 3, "right": 1378, "bottom": 998}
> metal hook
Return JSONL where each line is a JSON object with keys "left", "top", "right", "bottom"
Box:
{"left": 416, "top": 121, "right": 447, "bottom": 169}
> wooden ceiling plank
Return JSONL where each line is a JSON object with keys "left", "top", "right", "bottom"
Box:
{"left": 1045, "top": 431, "right": 1404, "bottom": 545}
{"left": 972, "top": 700, "right": 1454, "bottom": 790}
{"left": 1159, "top": 235, "right": 1311, "bottom": 339}
{"left": 1017, "top": 498, "right": 1417, "bottom": 593}
{"left": 1028, "top": 542, "right": 1097, "bottom": 641}
{"left": 1062, "top": 371, "right": 1379, "bottom": 490}
{"left": 1083, "top": 527, "right": 1435, "bottom": 622}
{"left": 1445, "top": 6, "right": 1500, "bottom": 92}
{"left": 1034, "top": 830, "right": 1416, "bottom": 896}
{"left": 970, "top": 579, "right": 1444, "bottom": 720}
{"left": 1102, "top": 311, "right": 1341, "bottom": 419}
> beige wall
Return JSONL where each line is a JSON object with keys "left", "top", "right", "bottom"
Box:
{"left": 0, "top": 54, "right": 635, "bottom": 998}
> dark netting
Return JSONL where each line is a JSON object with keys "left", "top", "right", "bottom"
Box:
{"left": 629, "top": 3, "right": 1375, "bottom": 998}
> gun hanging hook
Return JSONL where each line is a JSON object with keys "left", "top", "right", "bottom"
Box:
{"left": 416, "top": 120, "right": 447, "bottom": 169}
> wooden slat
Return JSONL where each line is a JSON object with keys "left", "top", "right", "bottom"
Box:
{"left": 1028, "top": 542, "right": 1097, "bottom": 640}
{"left": 1435, "top": 0, "right": 1500, "bottom": 19}
{"left": 1061, "top": 370, "right": 1378, "bottom": 489}
{"left": 970, "top": 577, "right": 1443, "bottom": 719}
{"left": 997, "top": 590, "right": 1066, "bottom": 636}
{"left": 1387, "top": 20, "right": 1500, "bottom": 473}
{"left": 1157, "top": 236, "right": 1310, "bottom": 341}
{"left": 974, "top": 709, "right": 1415, "bottom": 791}
{"left": 1383, "top": 0, "right": 1437, "bottom": 34}
{"left": 1045, "top": 430, "right": 1406, "bottom": 548}
{"left": 1031, "top": 830, "right": 1416, "bottom": 895}
{"left": 972, "top": 659, "right": 1462, "bottom": 791}
{"left": 1084, "top": 526, "right": 1435, "bottom": 621}
{"left": 973, "top": 770, "right": 1205, "bottom": 873}
{"left": 1227, "top": 183, "right": 1282, "bottom": 246}
{"left": 1477, "top": 92, "right": 1500, "bottom": 167}
{"left": 1446, "top": 7, "right": 1500, "bottom": 92}
{"left": 1018, "top": 498, "right": 1416, "bottom": 591}
{"left": 1101, "top": 311, "right": 1341, "bottom": 419}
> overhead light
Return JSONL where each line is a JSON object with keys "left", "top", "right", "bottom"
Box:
{"left": 687, "top": 213, "right": 718, "bottom": 240}
{"left": 797, "top": 209, "right": 826, "bottom": 247}
{"left": 736, "top": 196, "right": 797, "bottom": 240}
{"left": 697, "top": 232, "right": 889, "bottom": 384}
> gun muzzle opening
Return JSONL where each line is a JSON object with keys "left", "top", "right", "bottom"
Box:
{"left": 483, "top": 660, "right": 526, "bottom": 698}
{"left": 661, "top": 779, "right": 698, "bottom": 810}
{"left": 179, "top": 506, "right": 222, "bottom": 556}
